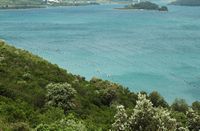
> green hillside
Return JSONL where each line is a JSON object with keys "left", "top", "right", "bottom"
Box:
{"left": 0, "top": 40, "right": 199, "bottom": 130}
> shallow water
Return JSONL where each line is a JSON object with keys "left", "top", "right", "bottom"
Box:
{"left": 0, "top": 4, "right": 200, "bottom": 103}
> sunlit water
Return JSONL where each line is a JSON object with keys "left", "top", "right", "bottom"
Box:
{"left": 0, "top": 4, "right": 200, "bottom": 103}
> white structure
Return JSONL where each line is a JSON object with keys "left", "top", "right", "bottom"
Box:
{"left": 43, "top": 0, "right": 62, "bottom": 3}
{"left": 132, "top": 0, "right": 141, "bottom": 4}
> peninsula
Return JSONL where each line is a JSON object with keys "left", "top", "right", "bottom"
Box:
{"left": 117, "top": 1, "right": 168, "bottom": 11}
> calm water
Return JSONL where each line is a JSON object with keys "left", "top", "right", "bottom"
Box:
{"left": 0, "top": 4, "right": 200, "bottom": 103}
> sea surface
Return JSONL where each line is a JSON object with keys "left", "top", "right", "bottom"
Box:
{"left": 0, "top": 4, "right": 200, "bottom": 103}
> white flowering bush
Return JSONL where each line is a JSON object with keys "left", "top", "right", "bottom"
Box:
{"left": 154, "top": 108, "right": 177, "bottom": 130}
{"left": 112, "top": 105, "right": 128, "bottom": 131}
{"left": 46, "top": 83, "right": 77, "bottom": 111}
{"left": 112, "top": 93, "right": 186, "bottom": 131}
{"left": 128, "top": 93, "right": 158, "bottom": 130}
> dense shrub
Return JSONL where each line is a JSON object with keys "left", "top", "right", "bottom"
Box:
{"left": 112, "top": 105, "right": 128, "bottom": 131}
{"left": 112, "top": 94, "right": 178, "bottom": 131}
{"left": 192, "top": 101, "right": 200, "bottom": 111}
{"left": 149, "top": 91, "right": 168, "bottom": 108}
{"left": 45, "top": 83, "right": 77, "bottom": 112}
{"left": 171, "top": 99, "right": 189, "bottom": 113}
{"left": 36, "top": 114, "right": 87, "bottom": 131}
{"left": 186, "top": 108, "right": 200, "bottom": 131}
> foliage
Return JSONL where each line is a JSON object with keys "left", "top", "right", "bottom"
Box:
{"left": 125, "top": 1, "right": 168, "bottom": 11}
{"left": 171, "top": 111, "right": 187, "bottom": 127}
{"left": 45, "top": 83, "right": 77, "bottom": 112}
{"left": 128, "top": 93, "right": 157, "bottom": 130}
{"left": 112, "top": 94, "right": 184, "bottom": 131}
{"left": 154, "top": 108, "right": 177, "bottom": 130}
{"left": 11, "top": 122, "right": 31, "bottom": 131}
{"left": 112, "top": 105, "right": 128, "bottom": 131}
{"left": 171, "top": 98, "right": 189, "bottom": 113}
{"left": 149, "top": 91, "right": 168, "bottom": 108}
{"left": 0, "top": 0, "right": 99, "bottom": 9}
{"left": 186, "top": 108, "right": 200, "bottom": 131}
{"left": 36, "top": 114, "right": 87, "bottom": 131}
{"left": 38, "top": 107, "right": 65, "bottom": 125}
{"left": 192, "top": 101, "right": 200, "bottom": 112}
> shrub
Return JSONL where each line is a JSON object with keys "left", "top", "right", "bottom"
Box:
{"left": 112, "top": 105, "right": 128, "bottom": 131}
{"left": 149, "top": 91, "right": 168, "bottom": 108}
{"left": 100, "top": 89, "right": 117, "bottom": 106}
{"left": 35, "top": 114, "right": 87, "bottom": 131}
{"left": 11, "top": 122, "right": 31, "bottom": 131}
{"left": 171, "top": 99, "right": 188, "bottom": 113}
{"left": 112, "top": 94, "right": 178, "bottom": 131}
{"left": 45, "top": 83, "right": 77, "bottom": 112}
{"left": 186, "top": 108, "right": 200, "bottom": 131}
{"left": 192, "top": 101, "right": 200, "bottom": 111}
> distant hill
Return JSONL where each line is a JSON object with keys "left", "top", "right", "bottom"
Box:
{"left": 0, "top": 0, "right": 44, "bottom": 5}
{"left": 0, "top": 0, "right": 99, "bottom": 9}
{"left": 170, "top": 0, "right": 200, "bottom": 6}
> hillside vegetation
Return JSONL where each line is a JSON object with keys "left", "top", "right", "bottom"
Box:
{"left": 0, "top": 40, "right": 199, "bottom": 130}
{"left": 124, "top": 1, "right": 168, "bottom": 11}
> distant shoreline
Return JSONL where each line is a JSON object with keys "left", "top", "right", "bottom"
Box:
{"left": 0, "top": 3, "right": 100, "bottom": 10}
{"left": 114, "top": 8, "right": 168, "bottom": 11}
{"left": 0, "top": 5, "right": 46, "bottom": 10}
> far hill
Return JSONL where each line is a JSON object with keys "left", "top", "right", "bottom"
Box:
{"left": 0, "top": 0, "right": 99, "bottom": 9}
{"left": 170, "top": 0, "right": 200, "bottom": 6}
{"left": 0, "top": 0, "right": 44, "bottom": 5}
{"left": 0, "top": 0, "right": 45, "bottom": 9}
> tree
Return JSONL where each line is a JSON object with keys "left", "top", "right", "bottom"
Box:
{"left": 100, "top": 89, "right": 117, "bottom": 106}
{"left": 112, "top": 93, "right": 179, "bottom": 131}
{"left": 128, "top": 93, "right": 157, "bottom": 130}
{"left": 45, "top": 83, "right": 77, "bottom": 112}
{"left": 171, "top": 99, "right": 188, "bottom": 113}
{"left": 149, "top": 91, "right": 168, "bottom": 108}
{"left": 186, "top": 108, "right": 200, "bottom": 131}
{"left": 192, "top": 101, "right": 200, "bottom": 111}
{"left": 154, "top": 108, "right": 177, "bottom": 130}
{"left": 112, "top": 105, "right": 128, "bottom": 131}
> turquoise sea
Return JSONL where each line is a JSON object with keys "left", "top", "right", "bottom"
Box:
{"left": 0, "top": 4, "right": 200, "bottom": 103}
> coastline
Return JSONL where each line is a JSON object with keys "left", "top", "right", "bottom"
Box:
{"left": 0, "top": 5, "right": 46, "bottom": 9}
{"left": 0, "top": 3, "right": 100, "bottom": 10}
